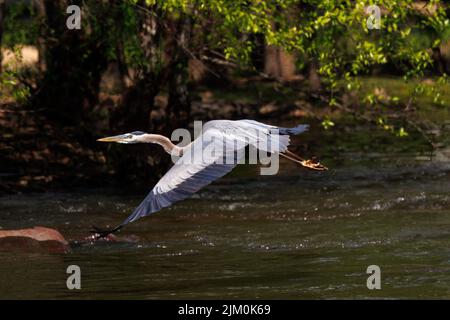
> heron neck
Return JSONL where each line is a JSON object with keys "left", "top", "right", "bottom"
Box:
{"left": 143, "top": 134, "right": 183, "bottom": 156}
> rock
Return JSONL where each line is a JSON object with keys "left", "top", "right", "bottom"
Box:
{"left": 0, "top": 226, "right": 70, "bottom": 253}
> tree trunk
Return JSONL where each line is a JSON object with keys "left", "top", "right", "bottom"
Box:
{"left": 110, "top": 5, "right": 193, "bottom": 184}
{"left": 0, "top": 0, "right": 5, "bottom": 74}
{"left": 32, "top": 0, "right": 109, "bottom": 124}
{"left": 115, "top": 2, "right": 162, "bottom": 132}
{"left": 432, "top": 46, "right": 448, "bottom": 75}
{"left": 250, "top": 33, "right": 265, "bottom": 72}
{"left": 110, "top": 2, "right": 166, "bottom": 184}
{"left": 166, "top": 14, "right": 191, "bottom": 133}
{"left": 264, "top": 45, "right": 296, "bottom": 80}
{"left": 33, "top": 0, "right": 47, "bottom": 73}
{"left": 308, "top": 59, "right": 322, "bottom": 92}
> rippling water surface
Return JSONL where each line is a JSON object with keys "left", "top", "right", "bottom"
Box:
{"left": 1, "top": 161, "right": 450, "bottom": 299}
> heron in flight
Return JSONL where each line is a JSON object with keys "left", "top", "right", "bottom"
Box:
{"left": 92, "top": 119, "right": 327, "bottom": 238}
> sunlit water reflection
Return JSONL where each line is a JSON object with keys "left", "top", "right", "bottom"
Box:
{"left": 1, "top": 161, "right": 449, "bottom": 299}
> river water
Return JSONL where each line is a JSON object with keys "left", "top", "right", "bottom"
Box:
{"left": 1, "top": 156, "right": 449, "bottom": 299}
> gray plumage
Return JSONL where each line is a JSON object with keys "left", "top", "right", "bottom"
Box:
{"left": 119, "top": 119, "right": 308, "bottom": 227}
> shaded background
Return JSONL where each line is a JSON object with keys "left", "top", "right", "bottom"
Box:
{"left": 0, "top": 0, "right": 449, "bottom": 192}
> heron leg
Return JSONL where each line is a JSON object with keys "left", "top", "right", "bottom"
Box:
{"left": 280, "top": 152, "right": 328, "bottom": 171}
{"left": 285, "top": 150, "right": 306, "bottom": 162}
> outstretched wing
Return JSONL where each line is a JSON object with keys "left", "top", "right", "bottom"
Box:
{"left": 117, "top": 120, "right": 308, "bottom": 227}
{"left": 119, "top": 125, "right": 240, "bottom": 226}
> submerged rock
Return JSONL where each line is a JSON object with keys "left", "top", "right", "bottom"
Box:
{"left": 0, "top": 226, "right": 69, "bottom": 253}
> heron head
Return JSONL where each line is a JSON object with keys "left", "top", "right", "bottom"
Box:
{"left": 97, "top": 131, "right": 147, "bottom": 144}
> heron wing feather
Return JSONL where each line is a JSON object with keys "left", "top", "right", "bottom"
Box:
{"left": 119, "top": 127, "right": 241, "bottom": 225}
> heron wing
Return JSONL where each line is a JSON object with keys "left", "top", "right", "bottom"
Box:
{"left": 119, "top": 126, "right": 242, "bottom": 225}
{"left": 119, "top": 119, "right": 308, "bottom": 226}
{"left": 237, "top": 119, "right": 309, "bottom": 136}
{"left": 204, "top": 119, "right": 309, "bottom": 153}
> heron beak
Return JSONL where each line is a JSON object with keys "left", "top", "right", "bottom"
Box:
{"left": 97, "top": 134, "right": 129, "bottom": 143}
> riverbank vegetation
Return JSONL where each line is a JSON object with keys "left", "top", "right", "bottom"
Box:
{"left": 1, "top": 0, "right": 449, "bottom": 193}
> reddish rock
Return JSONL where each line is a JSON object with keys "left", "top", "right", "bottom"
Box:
{"left": 0, "top": 226, "right": 69, "bottom": 253}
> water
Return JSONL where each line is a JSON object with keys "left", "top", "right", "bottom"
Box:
{"left": 0, "top": 161, "right": 450, "bottom": 299}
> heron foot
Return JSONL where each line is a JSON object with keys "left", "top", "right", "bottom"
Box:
{"left": 281, "top": 150, "right": 328, "bottom": 171}
{"left": 299, "top": 159, "right": 328, "bottom": 171}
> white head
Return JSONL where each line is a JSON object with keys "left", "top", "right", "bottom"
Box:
{"left": 97, "top": 131, "right": 148, "bottom": 144}
{"left": 97, "top": 131, "right": 182, "bottom": 156}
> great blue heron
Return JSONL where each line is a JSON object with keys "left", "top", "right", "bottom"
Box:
{"left": 92, "top": 119, "right": 327, "bottom": 238}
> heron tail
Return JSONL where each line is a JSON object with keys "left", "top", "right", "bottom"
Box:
{"left": 278, "top": 124, "right": 309, "bottom": 135}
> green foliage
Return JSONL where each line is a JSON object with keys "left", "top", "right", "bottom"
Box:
{"left": 135, "top": 1, "right": 450, "bottom": 98}
{"left": 0, "top": 47, "right": 31, "bottom": 104}
{"left": 321, "top": 117, "right": 335, "bottom": 130}
{"left": 3, "top": 2, "right": 38, "bottom": 47}
{"left": 5, "top": 0, "right": 449, "bottom": 95}
{"left": 1, "top": 0, "right": 449, "bottom": 140}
